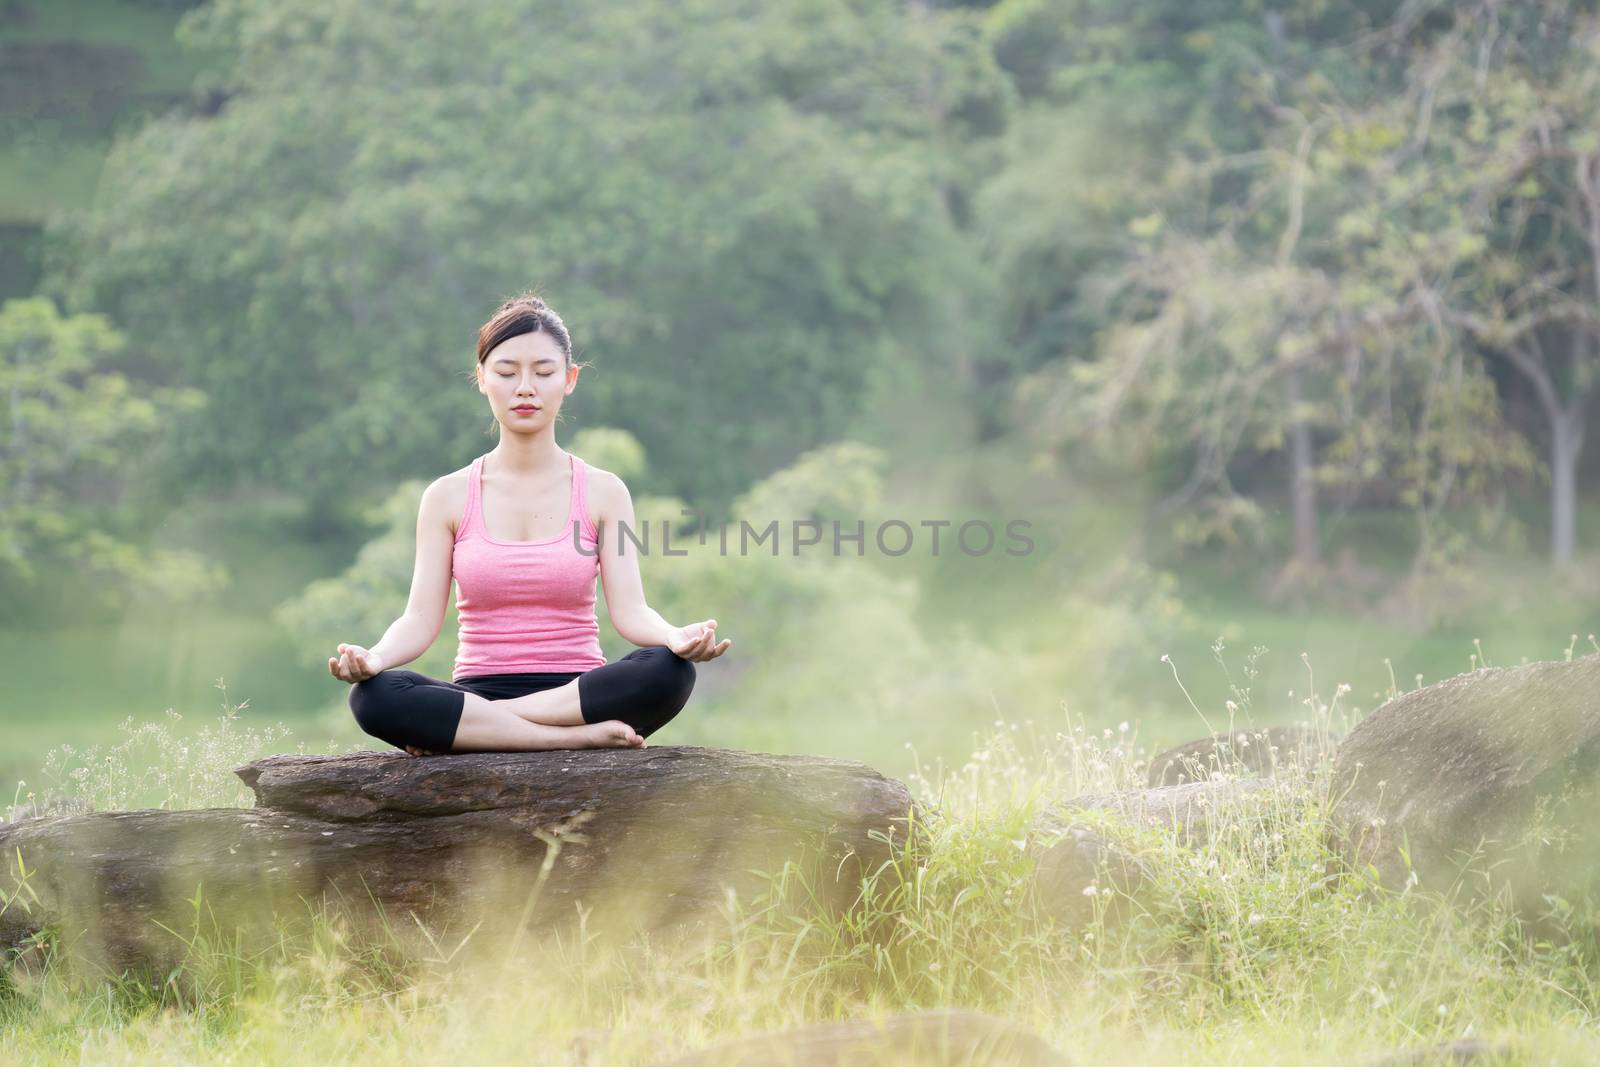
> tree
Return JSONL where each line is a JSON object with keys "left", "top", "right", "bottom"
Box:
{"left": 986, "top": 0, "right": 1535, "bottom": 590}
{"left": 50, "top": 0, "right": 1009, "bottom": 513}
{"left": 1414, "top": 0, "right": 1600, "bottom": 568}
{"left": 0, "top": 297, "right": 222, "bottom": 603}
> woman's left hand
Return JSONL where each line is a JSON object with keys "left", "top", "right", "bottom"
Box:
{"left": 668, "top": 618, "right": 732, "bottom": 662}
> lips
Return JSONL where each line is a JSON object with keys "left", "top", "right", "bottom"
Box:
{"left": 512, "top": 406, "right": 540, "bottom": 414}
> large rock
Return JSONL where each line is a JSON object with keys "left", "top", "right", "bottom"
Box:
{"left": 1146, "top": 724, "right": 1340, "bottom": 787}
{"left": 1027, "top": 779, "right": 1282, "bottom": 927}
{"left": 0, "top": 747, "right": 915, "bottom": 977}
{"left": 1328, "top": 657, "right": 1600, "bottom": 916}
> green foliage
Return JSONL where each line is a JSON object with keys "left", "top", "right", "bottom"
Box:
{"left": 569, "top": 426, "right": 648, "bottom": 484}
{"left": 985, "top": 0, "right": 1589, "bottom": 582}
{"left": 49, "top": 0, "right": 1007, "bottom": 511}
{"left": 271, "top": 477, "right": 453, "bottom": 677}
{"left": 0, "top": 297, "right": 225, "bottom": 605}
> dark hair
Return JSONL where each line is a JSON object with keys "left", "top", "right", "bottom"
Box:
{"left": 476, "top": 291, "right": 573, "bottom": 367}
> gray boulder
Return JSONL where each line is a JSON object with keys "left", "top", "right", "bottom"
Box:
{"left": 1328, "top": 656, "right": 1600, "bottom": 918}
{"left": 1027, "top": 779, "right": 1282, "bottom": 928}
{"left": 1146, "top": 724, "right": 1340, "bottom": 787}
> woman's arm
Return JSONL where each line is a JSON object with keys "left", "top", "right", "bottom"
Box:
{"left": 590, "top": 469, "right": 730, "bottom": 662}
{"left": 592, "top": 471, "right": 678, "bottom": 647}
{"left": 354, "top": 477, "right": 457, "bottom": 674}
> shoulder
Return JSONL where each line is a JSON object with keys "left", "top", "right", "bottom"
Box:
{"left": 580, "top": 462, "right": 632, "bottom": 522}
{"left": 420, "top": 465, "right": 472, "bottom": 534}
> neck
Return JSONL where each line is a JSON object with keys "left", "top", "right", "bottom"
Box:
{"left": 488, "top": 429, "right": 564, "bottom": 475}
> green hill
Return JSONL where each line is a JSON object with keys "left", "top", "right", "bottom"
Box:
{"left": 0, "top": 0, "right": 213, "bottom": 297}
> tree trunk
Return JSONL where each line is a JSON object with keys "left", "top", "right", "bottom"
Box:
{"left": 1285, "top": 364, "right": 1321, "bottom": 570}
{"left": 1550, "top": 408, "right": 1584, "bottom": 567}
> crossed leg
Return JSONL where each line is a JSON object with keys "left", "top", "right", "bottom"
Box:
{"left": 349, "top": 670, "right": 642, "bottom": 755}
{"left": 348, "top": 648, "right": 696, "bottom": 756}
{"left": 452, "top": 696, "right": 642, "bottom": 752}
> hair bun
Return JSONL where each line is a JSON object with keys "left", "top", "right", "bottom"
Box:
{"left": 478, "top": 291, "right": 573, "bottom": 364}
{"left": 496, "top": 293, "right": 549, "bottom": 315}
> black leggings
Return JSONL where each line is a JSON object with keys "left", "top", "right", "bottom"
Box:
{"left": 348, "top": 645, "right": 696, "bottom": 753}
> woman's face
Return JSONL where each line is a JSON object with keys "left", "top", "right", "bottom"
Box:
{"left": 477, "top": 330, "right": 577, "bottom": 432}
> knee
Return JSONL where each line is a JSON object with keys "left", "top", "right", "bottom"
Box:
{"left": 653, "top": 647, "right": 696, "bottom": 706}
{"left": 347, "top": 674, "right": 398, "bottom": 739}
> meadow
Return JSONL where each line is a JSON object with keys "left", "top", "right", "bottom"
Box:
{"left": 6, "top": 675, "right": 1600, "bottom": 1065}
{"left": 6, "top": 487, "right": 1600, "bottom": 1064}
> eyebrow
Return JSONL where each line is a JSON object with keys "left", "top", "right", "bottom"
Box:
{"left": 493, "top": 357, "right": 558, "bottom": 366}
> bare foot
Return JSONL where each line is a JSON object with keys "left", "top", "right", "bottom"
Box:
{"left": 402, "top": 721, "right": 642, "bottom": 755}
{"left": 580, "top": 720, "right": 646, "bottom": 749}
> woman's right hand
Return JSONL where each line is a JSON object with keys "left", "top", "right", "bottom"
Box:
{"left": 329, "top": 643, "right": 384, "bottom": 683}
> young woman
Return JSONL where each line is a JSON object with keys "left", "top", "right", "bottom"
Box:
{"left": 328, "top": 293, "right": 731, "bottom": 756}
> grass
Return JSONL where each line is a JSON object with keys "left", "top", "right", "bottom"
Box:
{"left": 0, "top": 492, "right": 364, "bottom": 802}
{"left": 3, "top": 688, "right": 1599, "bottom": 1065}
{"left": 5, "top": 485, "right": 1600, "bottom": 1062}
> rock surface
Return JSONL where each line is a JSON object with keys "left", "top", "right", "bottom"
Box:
{"left": 0, "top": 747, "right": 915, "bottom": 976}
{"left": 1328, "top": 656, "right": 1600, "bottom": 915}
{"left": 1146, "top": 724, "right": 1340, "bottom": 787}
{"left": 1027, "top": 779, "right": 1284, "bottom": 927}
{"left": 1039, "top": 779, "right": 1281, "bottom": 845}
{"left": 645, "top": 1010, "right": 1073, "bottom": 1067}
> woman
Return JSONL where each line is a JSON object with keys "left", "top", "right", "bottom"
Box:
{"left": 329, "top": 293, "right": 731, "bottom": 756}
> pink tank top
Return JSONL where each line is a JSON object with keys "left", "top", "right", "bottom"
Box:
{"left": 451, "top": 451, "right": 606, "bottom": 679}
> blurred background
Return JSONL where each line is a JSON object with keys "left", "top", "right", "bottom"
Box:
{"left": 4, "top": 0, "right": 1599, "bottom": 805}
